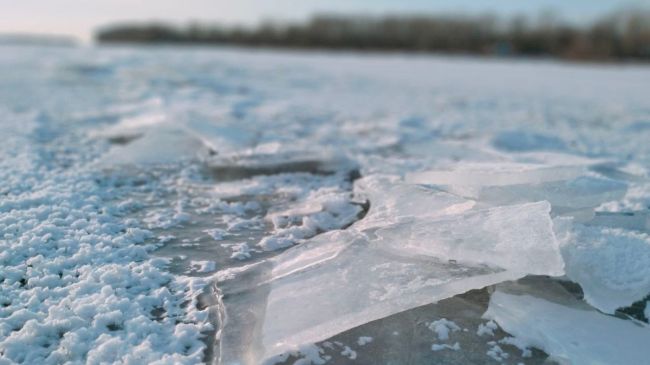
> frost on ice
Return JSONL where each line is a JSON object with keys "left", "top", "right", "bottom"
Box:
{"left": 2, "top": 45, "right": 650, "bottom": 365}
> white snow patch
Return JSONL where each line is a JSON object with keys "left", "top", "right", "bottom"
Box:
{"left": 428, "top": 318, "right": 461, "bottom": 341}
{"left": 356, "top": 336, "right": 373, "bottom": 346}
{"left": 432, "top": 342, "right": 460, "bottom": 352}
{"left": 476, "top": 320, "right": 498, "bottom": 337}
{"left": 190, "top": 260, "right": 216, "bottom": 273}
{"left": 340, "top": 345, "right": 357, "bottom": 360}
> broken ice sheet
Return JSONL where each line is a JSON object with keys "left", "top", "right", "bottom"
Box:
{"left": 406, "top": 162, "right": 627, "bottom": 222}
{"left": 216, "top": 180, "right": 564, "bottom": 364}
{"left": 373, "top": 201, "right": 564, "bottom": 275}
{"left": 484, "top": 285, "right": 650, "bottom": 365}
{"left": 555, "top": 217, "right": 650, "bottom": 313}
{"left": 98, "top": 126, "right": 211, "bottom": 166}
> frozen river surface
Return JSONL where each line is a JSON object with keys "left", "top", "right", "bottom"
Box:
{"left": 1, "top": 45, "right": 650, "bottom": 365}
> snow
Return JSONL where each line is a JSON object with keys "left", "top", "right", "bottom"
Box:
{"left": 432, "top": 342, "right": 461, "bottom": 352}
{"left": 229, "top": 243, "right": 252, "bottom": 261}
{"left": 191, "top": 260, "right": 216, "bottom": 273}
{"left": 428, "top": 319, "right": 461, "bottom": 341}
{"left": 259, "top": 187, "right": 362, "bottom": 251}
{"left": 486, "top": 343, "right": 509, "bottom": 362}
{"left": 0, "top": 106, "right": 212, "bottom": 364}
{"left": 476, "top": 320, "right": 497, "bottom": 337}
{"left": 340, "top": 345, "right": 357, "bottom": 360}
{"left": 356, "top": 336, "right": 373, "bottom": 346}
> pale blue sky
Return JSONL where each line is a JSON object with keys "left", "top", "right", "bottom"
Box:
{"left": 0, "top": 0, "right": 646, "bottom": 42}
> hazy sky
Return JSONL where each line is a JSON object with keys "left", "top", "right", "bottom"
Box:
{"left": 1, "top": 0, "right": 645, "bottom": 42}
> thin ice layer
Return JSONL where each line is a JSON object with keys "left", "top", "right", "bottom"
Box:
{"left": 217, "top": 188, "right": 562, "bottom": 364}
{"left": 373, "top": 201, "right": 564, "bottom": 275}
{"left": 98, "top": 126, "right": 210, "bottom": 165}
{"left": 485, "top": 290, "right": 650, "bottom": 365}
{"left": 406, "top": 162, "right": 585, "bottom": 188}
{"left": 407, "top": 162, "right": 627, "bottom": 221}
{"left": 353, "top": 175, "right": 475, "bottom": 229}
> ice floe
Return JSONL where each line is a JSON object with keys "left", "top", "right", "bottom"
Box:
{"left": 485, "top": 289, "right": 650, "bottom": 365}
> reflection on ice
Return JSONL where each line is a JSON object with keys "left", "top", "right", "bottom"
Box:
{"left": 217, "top": 178, "right": 564, "bottom": 363}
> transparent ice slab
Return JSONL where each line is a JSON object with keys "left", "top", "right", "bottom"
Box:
{"left": 485, "top": 286, "right": 650, "bottom": 365}
{"left": 407, "top": 162, "right": 627, "bottom": 221}
{"left": 216, "top": 187, "right": 563, "bottom": 364}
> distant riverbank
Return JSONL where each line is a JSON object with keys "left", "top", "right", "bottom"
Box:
{"left": 96, "top": 10, "right": 650, "bottom": 62}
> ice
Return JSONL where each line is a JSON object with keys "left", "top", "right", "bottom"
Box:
{"left": 216, "top": 185, "right": 562, "bottom": 363}
{"left": 3, "top": 45, "right": 650, "bottom": 364}
{"left": 182, "top": 117, "right": 256, "bottom": 155}
{"left": 407, "top": 162, "right": 627, "bottom": 221}
{"left": 372, "top": 201, "right": 564, "bottom": 275}
{"left": 206, "top": 150, "right": 358, "bottom": 179}
{"left": 354, "top": 176, "right": 475, "bottom": 229}
{"left": 485, "top": 289, "right": 650, "bottom": 365}
{"left": 98, "top": 126, "right": 210, "bottom": 165}
{"left": 556, "top": 220, "right": 650, "bottom": 313}
{"left": 94, "top": 111, "right": 256, "bottom": 167}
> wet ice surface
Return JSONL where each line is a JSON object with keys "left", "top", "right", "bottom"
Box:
{"left": 1, "top": 45, "right": 650, "bottom": 365}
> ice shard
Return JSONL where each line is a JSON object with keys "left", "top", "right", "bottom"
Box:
{"left": 216, "top": 179, "right": 564, "bottom": 364}
{"left": 407, "top": 162, "right": 627, "bottom": 221}
{"left": 555, "top": 218, "right": 650, "bottom": 313}
{"left": 485, "top": 289, "right": 650, "bottom": 365}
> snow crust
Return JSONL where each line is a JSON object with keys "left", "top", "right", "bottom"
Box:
{"left": 0, "top": 108, "right": 211, "bottom": 364}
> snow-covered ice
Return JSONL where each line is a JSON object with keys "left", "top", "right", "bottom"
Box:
{"left": 1, "top": 44, "right": 650, "bottom": 364}
{"left": 485, "top": 289, "right": 650, "bottom": 364}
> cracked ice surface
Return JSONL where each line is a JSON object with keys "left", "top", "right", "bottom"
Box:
{"left": 217, "top": 180, "right": 564, "bottom": 363}
{"left": 484, "top": 282, "right": 650, "bottom": 365}
{"left": 1, "top": 45, "right": 650, "bottom": 365}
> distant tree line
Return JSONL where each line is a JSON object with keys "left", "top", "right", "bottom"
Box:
{"left": 96, "top": 9, "right": 650, "bottom": 61}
